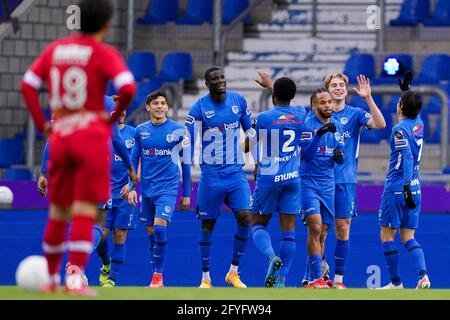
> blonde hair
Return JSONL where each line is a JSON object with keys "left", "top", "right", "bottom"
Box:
{"left": 324, "top": 73, "right": 349, "bottom": 89}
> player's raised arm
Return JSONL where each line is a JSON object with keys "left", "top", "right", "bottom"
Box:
{"left": 353, "top": 75, "right": 386, "bottom": 129}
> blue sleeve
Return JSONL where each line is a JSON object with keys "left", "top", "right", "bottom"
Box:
{"left": 181, "top": 163, "right": 191, "bottom": 196}
{"left": 337, "top": 123, "right": 345, "bottom": 148}
{"left": 301, "top": 135, "right": 320, "bottom": 161}
{"left": 185, "top": 102, "right": 202, "bottom": 161}
{"left": 40, "top": 142, "right": 49, "bottom": 173}
{"left": 131, "top": 129, "right": 141, "bottom": 173}
{"left": 112, "top": 124, "right": 131, "bottom": 169}
{"left": 239, "top": 95, "right": 253, "bottom": 134}
{"left": 178, "top": 128, "right": 192, "bottom": 196}
{"left": 357, "top": 107, "right": 372, "bottom": 128}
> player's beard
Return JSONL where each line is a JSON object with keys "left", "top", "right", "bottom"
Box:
{"left": 318, "top": 108, "right": 332, "bottom": 119}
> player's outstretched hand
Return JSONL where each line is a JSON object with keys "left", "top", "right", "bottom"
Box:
{"left": 128, "top": 190, "right": 138, "bottom": 207}
{"left": 316, "top": 123, "right": 336, "bottom": 136}
{"left": 398, "top": 71, "right": 413, "bottom": 92}
{"left": 255, "top": 70, "right": 274, "bottom": 91}
{"left": 353, "top": 74, "right": 371, "bottom": 99}
{"left": 179, "top": 196, "right": 191, "bottom": 211}
{"left": 37, "top": 174, "right": 48, "bottom": 197}
{"left": 403, "top": 184, "right": 416, "bottom": 209}
{"left": 333, "top": 148, "right": 344, "bottom": 164}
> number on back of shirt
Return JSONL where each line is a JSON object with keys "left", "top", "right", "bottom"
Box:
{"left": 282, "top": 130, "right": 295, "bottom": 153}
{"left": 50, "top": 67, "right": 87, "bottom": 110}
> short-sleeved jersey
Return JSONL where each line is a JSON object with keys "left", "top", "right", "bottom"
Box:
{"left": 24, "top": 34, "right": 133, "bottom": 114}
{"left": 384, "top": 117, "right": 424, "bottom": 192}
{"left": 185, "top": 91, "right": 253, "bottom": 174}
{"left": 111, "top": 125, "right": 135, "bottom": 199}
{"left": 132, "top": 119, "right": 187, "bottom": 197}
{"left": 254, "top": 106, "right": 307, "bottom": 188}
{"left": 332, "top": 105, "right": 372, "bottom": 183}
{"left": 300, "top": 114, "right": 345, "bottom": 191}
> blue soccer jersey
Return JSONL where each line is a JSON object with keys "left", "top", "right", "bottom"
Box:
{"left": 300, "top": 115, "right": 345, "bottom": 191}
{"left": 254, "top": 106, "right": 307, "bottom": 188}
{"left": 332, "top": 105, "right": 372, "bottom": 183}
{"left": 111, "top": 125, "right": 135, "bottom": 199}
{"left": 185, "top": 91, "right": 254, "bottom": 174}
{"left": 384, "top": 117, "right": 424, "bottom": 193}
{"left": 131, "top": 119, "right": 191, "bottom": 198}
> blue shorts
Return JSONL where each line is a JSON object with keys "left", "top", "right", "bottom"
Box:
{"left": 251, "top": 182, "right": 301, "bottom": 215}
{"left": 379, "top": 190, "right": 421, "bottom": 229}
{"left": 301, "top": 186, "right": 335, "bottom": 225}
{"left": 140, "top": 194, "right": 177, "bottom": 226}
{"left": 335, "top": 183, "right": 357, "bottom": 219}
{"left": 105, "top": 198, "right": 136, "bottom": 230}
{"left": 196, "top": 171, "right": 250, "bottom": 220}
{"left": 98, "top": 199, "right": 112, "bottom": 211}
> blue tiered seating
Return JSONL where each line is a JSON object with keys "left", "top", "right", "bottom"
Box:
{"left": 176, "top": 0, "right": 212, "bottom": 25}
{"left": 343, "top": 54, "right": 376, "bottom": 83}
{"left": 137, "top": 0, "right": 178, "bottom": 25}
{"left": 390, "top": 0, "right": 430, "bottom": 26}
{"left": 424, "top": 0, "right": 450, "bottom": 26}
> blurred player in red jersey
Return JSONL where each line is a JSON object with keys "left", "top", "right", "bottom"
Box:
{"left": 20, "top": 0, "right": 136, "bottom": 296}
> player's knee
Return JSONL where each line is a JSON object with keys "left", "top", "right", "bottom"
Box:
{"left": 308, "top": 223, "right": 322, "bottom": 238}
{"left": 335, "top": 224, "right": 350, "bottom": 240}
{"left": 235, "top": 211, "right": 251, "bottom": 226}
{"left": 113, "top": 229, "right": 127, "bottom": 243}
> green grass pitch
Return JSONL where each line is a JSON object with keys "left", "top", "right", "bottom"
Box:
{"left": 1, "top": 286, "right": 450, "bottom": 300}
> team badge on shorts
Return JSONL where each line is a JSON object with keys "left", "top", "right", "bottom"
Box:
{"left": 166, "top": 134, "right": 175, "bottom": 143}
{"left": 340, "top": 117, "right": 348, "bottom": 125}
{"left": 165, "top": 205, "right": 171, "bottom": 213}
{"left": 232, "top": 105, "right": 239, "bottom": 114}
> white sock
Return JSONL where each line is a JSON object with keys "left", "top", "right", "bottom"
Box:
{"left": 334, "top": 274, "right": 343, "bottom": 283}
{"left": 228, "top": 264, "right": 238, "bottom": 274}
{"left": 202, "top": 272, "right": 211, "bottom": 281}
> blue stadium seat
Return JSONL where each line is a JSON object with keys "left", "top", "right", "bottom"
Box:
{"left": 424, "top": 0, "right": 450, "bottom": 26}
{"left": 0, "top": 138, "right": 24, "bottom": 168}
{"left": 387, "top": 95, "right": 400, "bottom": 113}
{"left": 343, "top": 54, "right": 376, "bottom": 83}
{"left": 136, "top": 0, "right": 178, "bottom": 25}
{"left": 360, "top": 127, "right": 383, "bottom": 143}
{"left": 176, "top": 0, "right": 213, "bottom": 25}
{"left": 414, "top": 54, "right": 450, "bottom": 84}
{"left": 3, "top": 167, "right": 32, "bottom": 180}
{"left": 424, "top": 95, "right": 443, "bottom": 114}
{"left": 390, "top": 0, "right": 430, "bottom": 26}
{"left": 155, "top": 52, "right": 193, "bottom": 82}
{"left": 372, "top": 54, "right": 414, "bottom": 85}
{"left": 127, "top": 51, "right": 157, "bottom": 82}
{"left": 223, "top": 0, "right": 251, "bottom": 25}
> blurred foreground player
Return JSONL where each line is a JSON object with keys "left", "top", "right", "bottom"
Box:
{"left": 377, "top": 90, "right": 430, "bottom": 290}
{"left": 21, "top": 0, "right": 136, "bottom": 296}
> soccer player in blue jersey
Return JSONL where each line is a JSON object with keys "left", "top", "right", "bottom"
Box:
{"left": 378, "top": 91, "right": 430, "bottom": 289}
{"left": 300, "top": 88, "right": 344, "bottom": 289}
{"left": 319, "top": 73, "right": 386, "bottom": 288}
{"left": 128, "top": 90, "right": 191, "bottom": 288}
{"left": 185, "top": 66, "right": 254, "bottom": 289}
{"left": 98, "top": 103, "right": 137, "bottom": 288}
{"left": 246, "top": 76, "right": 307, "bottom": 288}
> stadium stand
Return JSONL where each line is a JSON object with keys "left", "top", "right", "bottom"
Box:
{"left": 127, "top": 51, "right": 158, "bottom": 82}
{"left": 343, "top": 54, "right": 376, "bottom": 84}
{"left": 0, "top": 138, "right": 24, "bottom": 168}
{"left": 154, "top": 51, "right": 193, "bottom": 83}
{"left": 389, "top": 0, "right": 430, "bottom": 26}
{"left": 3, "top": 167, "right": 32, "bottom": 180}
{"left": 373, "top": 53, "right": 414, "bottom": 85}
{"left": 176, "top": 0, "right": 213, "bottom": 25}
{"left": 414, "top": 54, "right": 450, "bottom": 84}
{"left": 137, "top": 0, "right": 179, "bottom": 25}
{"left": 424, "top": 0, "right": 450, "bottom": 26}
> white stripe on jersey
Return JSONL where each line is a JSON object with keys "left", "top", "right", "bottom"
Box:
{"left": 23, "top": 70, "right": 43, "bottom": 89}
{"left": 113, "top": 71, "right": 135, "bottom": 90}
{"left": 395, "top": 153, "right": 402, "bottom": 170}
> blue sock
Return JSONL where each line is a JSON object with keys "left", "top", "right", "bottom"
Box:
{"left": 199, "top": 230, "right": 212, "bottom": 272}
{"left": 153, "top": 225, "right": 168, "bottom": 274}
{"left": 251, "top": 224, "right": 275, "bottom": 259}
{"left": 303, "top": 259, "right": 310, "bottom": 282}
{"left": 109, "top": 242, "right": 125, "bottom": 282}
{"left": 309, "top": 254, "right": 322, "bottom": 280}
{"left": 95, "top": 238, "right": 110, "bottom": 266}
{"left": 148, "top": 233, "right": 155, "bottom": 273}
{"left": 231, "top": 225, "right": 249, "bottom": 267}
{"left": 404, "top": 239, "right": 427, "bottom": 280}
{"left": 279, "top": 230, "right": 295, "bottom": 278}
{"left": 92, "top": 224, "right": 103, "bottom": 249}
{"left": 334, "top": 239, "right": 350, "bottom": 277}
{"left": 383, "top": 241, "right": 401, "bottom": 285}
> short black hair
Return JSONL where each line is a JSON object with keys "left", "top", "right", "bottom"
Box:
{"left": 77, "top": 0, "right": 113, "bottom": 34}
{"left": 273, "top": 77, "right": 297, "bottom": 103}
{"left": 146, "top": 90, "right": 167, "bottom": 105}
{"left": 400, "top": 91, "right": 422, "bottom": 119}
{"left": 310, "top": 88, "right": 329, "bottom": 108}
{"left": 204, "top": 66, "right": 222, "bottom": 81}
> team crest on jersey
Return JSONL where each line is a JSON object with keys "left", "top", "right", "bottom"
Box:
{"left": 141, "top": 131, "right": 151, "bottom": 140}
{"left": 165, "top": 206, "right": 171, "bottom": 213}
{"left": 166, "top": 134, "right": 175, "bottom": 143}
{"left": 340, "top": 117, "right": 349, "bottom": 125}
{"left": 232, "top": 105, "right": 239, "bottom": 114}
{"left": 301, "top": 132, "right": 313, "bottom": 141}
{"left": 205, "top": 110, "right": 216, "bottom": 119}
{"left": 125, "top": 139, "right": 135, "bottom": 149}
{"left": 246, "top": 105, "right": 252, "bottom": 116}
{"left": 334, "top": 132, "right": 341, "bottom": 142}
